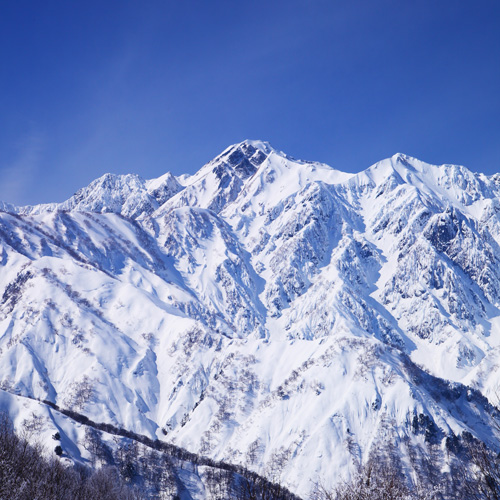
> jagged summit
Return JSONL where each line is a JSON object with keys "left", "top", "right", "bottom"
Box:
{"left": 3, "top": 141, "right": 488, "bottom": 220}
{"left": 198, "top": 140, "right": 270, "bottom": 181}
{"left": 217, "top": 139, "right": 275, "bottom": 159}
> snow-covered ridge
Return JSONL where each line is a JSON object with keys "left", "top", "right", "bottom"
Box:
{"left": 12, "top": 171, "right": 183, "bottom": 219}
{"left": 2, "top": 142, "right": 492, "bottom": 220}
{"left": 1, "top": 140, "right": 353, "bottom": 218}
{"left": 1, "top": 140, "right": 500, "bottom": 497}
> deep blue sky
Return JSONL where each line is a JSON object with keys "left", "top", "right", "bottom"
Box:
{"left": 1, "top": 0, "right": 499, "bottom": 205}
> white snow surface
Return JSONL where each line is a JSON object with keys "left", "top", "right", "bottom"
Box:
{"left": 1, "top": 141, "right": 500, "bottom": 497}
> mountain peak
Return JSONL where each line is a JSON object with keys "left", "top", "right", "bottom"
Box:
{"left": 238, "top": 139, "right": 274, "bottom": 153}
{"left": 222, "top": 139, "right": 274, "bottom": 155}
{"left": 213, "top": 140, "right": 271, "bottom": 176}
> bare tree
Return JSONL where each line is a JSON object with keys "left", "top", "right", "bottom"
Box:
{"left": 312, "top": 457, "right": 428, "bottom": 500}
{"left": 0, "top": 412, "right": 143, "bottom": 500}
{"left": 460, "top": 438, "right": 500, "bottom": 500}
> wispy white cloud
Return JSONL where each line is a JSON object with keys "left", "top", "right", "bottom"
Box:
{"left": 0, "top": 128, "right": 45, "bottom": 206}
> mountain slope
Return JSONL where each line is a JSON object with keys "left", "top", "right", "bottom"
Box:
{"left": 1, "top": 141, "right": 500, "bottom": 497}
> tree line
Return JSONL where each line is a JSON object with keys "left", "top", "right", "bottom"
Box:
{"left": 0, "top": 405, "right": 300, "bottom": 500}
{"left": 4, "top": 394, "right": 500, "bottom": 499}
{"left": 0, "top": 412, "right": 141, "bottom": 500}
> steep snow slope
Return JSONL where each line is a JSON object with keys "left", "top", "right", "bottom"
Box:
{"left": 1, "top": 141, "right": 500, "bottom": 497}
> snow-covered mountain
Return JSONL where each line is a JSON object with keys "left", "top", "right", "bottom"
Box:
{"left": 1, "top": 140, "right": 500, "bottom": 497}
